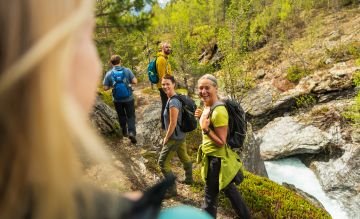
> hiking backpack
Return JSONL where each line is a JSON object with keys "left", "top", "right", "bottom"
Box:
{"left": 111, "top": 70, "right": 132, "bottom": 101}
{"left": 210, "top": 99, "right": 247, "bottom": 149}
{"left": 147, "top": 58, "right": 159, "bottom": 84}
{"left": 168, "top": 94, "right": 197, "bottom": 133}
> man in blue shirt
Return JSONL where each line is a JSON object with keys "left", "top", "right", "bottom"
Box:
{"left": 103, "top": 55, "right": 138, "bottom": 144}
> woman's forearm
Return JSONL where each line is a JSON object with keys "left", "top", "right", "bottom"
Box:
{"left": 165, "top": 121, "right": 177, "bottom": 140}
{"left": 204, "top": 129, "right": 225, "bottom": 147}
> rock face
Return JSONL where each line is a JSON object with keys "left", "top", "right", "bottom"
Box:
{"left": 311, "top": 144, "right": 360, "bottom": 218}
{"left": 257, "top": 117, "right": 330, "bottom": 160}
{"left": 239, "top": 123, "right": 268, "bottom": 177}
{"left": 136, "top": 103, "right": 163, "bottom": 149}
{"left": 255, "top": 98, "right": 359, "bottom": 217}
{"left": 90, "top": 97, "right": 121, "bottom": 136}
{"left": 242, "top": 62, "right": 359, "bottom": 129}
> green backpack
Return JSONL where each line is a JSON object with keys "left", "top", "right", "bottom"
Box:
{"left": 147, "top": 58, "right": 159, "bottom": 84}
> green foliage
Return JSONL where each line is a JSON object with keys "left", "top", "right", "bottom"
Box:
{"left": 141, "top": 87, "right": 159, "bottom": 95}
{"left": 343, "top": 95, "right": 360, "bottom": 127}
{"left": 142, "top": 151, "right": 162, "bottom": 174}
{"left": 356, "top": 58, "right": 360, "bottom": 66}
{"left": 326, "top": 41, "right": 360, "bottom": 62}
{"left": 354, "top": 70, "right": 360, "bottom": 85}
{"left": 95, "top": 0, "right": 153, "bottom": 68}
{"left": 237, "top": 171, "right": 331, "bottom": 218}
{"left": 98, "top": 88, "right": 115, "bottom": 109}
{"left": 279, "top": 0, "right": 292, "bottom": 21}
{"left": 189, "top": 167, "right": 331, "bottom": 218}
{"left": 295, "top": 95, "right": 317, "bottom": 108}
{"left": 343, "top": 70, "right": 360, "bottom": 126}
{"left": 286, "top": 65, "right": 310, "bottom": 83}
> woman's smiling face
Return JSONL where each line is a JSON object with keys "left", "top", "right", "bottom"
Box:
{"left": 161, "top": 78, "right": 175, "bottom": 95}
{"left": 198, "top": 78, "right": 217, "bottom": 104}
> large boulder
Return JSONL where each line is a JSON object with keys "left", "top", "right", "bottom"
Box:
{"left": 311, "top": 143, "right": 360, "bottom": 218}
{"left": 239, "top": 123, "right": 268, "bottom": 177}
{"left": 90, "top": 97, "right": 121, "bottom": 136}
{"left": 257, "top": 116, "right": 330, "bottom": 160}
{"left": 136, "top": 103, "right": 163, "bottom": 149}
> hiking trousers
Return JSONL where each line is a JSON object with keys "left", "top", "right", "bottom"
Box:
{"left": 159, "top": 88, "right": 168, "bottom": 130}
{"left": 202, "top": 156, "right": 251, "bottom": 219}
{"left": 114, "top": 99, "right": 136, "bottom": 136}
{"left": 158, "top": 139, "right": 191, "bottom": 177}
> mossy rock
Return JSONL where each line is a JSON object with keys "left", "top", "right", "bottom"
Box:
{"left": 191, "top": 169, "right": 331, "bottom": 218}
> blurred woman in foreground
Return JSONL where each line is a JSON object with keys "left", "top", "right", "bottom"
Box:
{"left": 0, "top": 1, "right": 166, "bottom": 218}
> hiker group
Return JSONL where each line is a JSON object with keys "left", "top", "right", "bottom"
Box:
{"left": 104, "top": 42, "right": 250, "bottom": 219}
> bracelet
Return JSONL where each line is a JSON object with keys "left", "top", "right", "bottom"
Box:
{"left": 202, "top": 128, "right": 210, "bottom": 135}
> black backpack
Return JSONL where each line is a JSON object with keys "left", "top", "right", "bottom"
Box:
{"left": 210, "top": 99, "right": 247, "bottom": 149}
{"left": 168, "top": 94, "right": 197, "bottom": 133}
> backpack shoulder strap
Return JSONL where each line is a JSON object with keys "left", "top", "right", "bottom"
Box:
{"left": 110, "top": 70, "right": 117, "bottom": 85}
{"left": 208, "top": 100, "right": 225, "bottom": 119}
{"left": 208, "top": 100, "right": 226, "bottom": 130}
{"left": 166, "top": 94, "right": 182, "bottom": 110}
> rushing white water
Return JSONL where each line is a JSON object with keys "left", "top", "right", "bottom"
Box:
{"left": 264, "top": 158, "right": 348, "bottom": 219}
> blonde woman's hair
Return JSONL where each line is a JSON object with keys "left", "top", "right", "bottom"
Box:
{"left": 198, "top": 74, "right": 218, "bottom": 87}
{"left": 0, "top": 0, "right": 108, "bottom": 219}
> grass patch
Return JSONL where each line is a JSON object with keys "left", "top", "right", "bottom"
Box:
{"left": 343, "top": 70, "right": 360, "bottom": 126}
{"left": 295, "top": 94, "right": 317, "bottom": 108}
{"left": 326, "top": 41, "right": 360, "bottom": 62}
{"left": 286, "top": 65, "right": 310, "bottom": 83}
{"left": 238, "top": 171, "right": 330, "bottom": 218}
{"left": 356, "top": 58, "right": 360, "bottom": 66}
{"left": 142, "top": 86, "right": 159, "bottom": 95}
{"left": 98, "top": 88, "right": 115, "bottom": 109}
{"left": 310, "top": 106, "right": 330, "bottom": 117}
{"left": 191, "top": 167, "right": 331, "bottom": 218}
{"left": 142, "top": 150, "right": 161, "bottom": 174}
{"left": 176, "top": 88, "right": 188, "bottom": 95}
{"left": 353, "top": 70, "right": 360, "bottom": 85}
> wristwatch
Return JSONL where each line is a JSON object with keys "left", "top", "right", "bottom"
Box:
{"left": 202, "top": 128, "right": 210, "bottom": 135}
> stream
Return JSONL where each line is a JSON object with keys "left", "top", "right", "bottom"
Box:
{"left": 264, "top": 157, "right": 348, "bottom": 219}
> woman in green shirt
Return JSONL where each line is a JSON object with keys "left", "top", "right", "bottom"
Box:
{"left": 195, "top": 74, "right": 250, "bottom": 219}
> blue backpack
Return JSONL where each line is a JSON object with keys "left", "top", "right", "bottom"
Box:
{"left": 147, "top": 58, "right": 159, "bottom": 84}
{"left": 111, "top": 70, "right": 131, "bottom": 101}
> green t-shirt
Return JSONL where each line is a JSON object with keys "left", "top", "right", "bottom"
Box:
{"left": 201, "top": 106, "right": 229, "bottom": 152}
{"left": 197, "top": 105, "right": 243, "bottom": 190}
